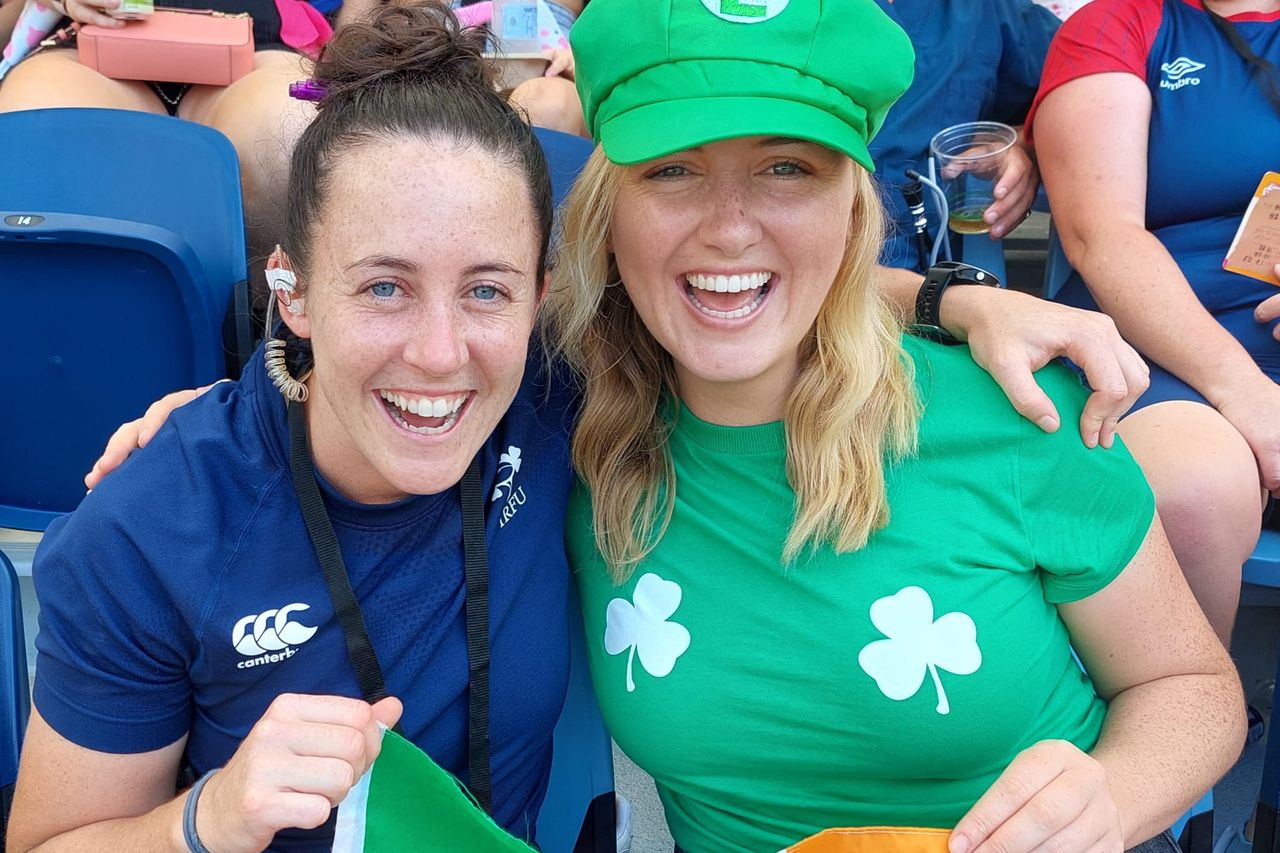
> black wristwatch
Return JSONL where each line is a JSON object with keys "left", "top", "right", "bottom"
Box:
{"left": 913, "top": 261, "right": 1002, "bottom": 345}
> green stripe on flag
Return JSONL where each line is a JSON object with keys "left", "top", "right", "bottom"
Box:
{"left": 333, "top": 730, "right": 538, "bottom": 852}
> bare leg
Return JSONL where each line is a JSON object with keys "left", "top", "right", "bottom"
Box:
{"left": 1119, "top": 400, "right": 1264, "bottom": 648}
{"left": 0, "top": 0, "right": 25, "bottom": 51}
{"left": 509, "top": 75, "right": 587, "bottom": 138}
{"left": 180, "top": 50, "right": 314, "bottom": 274}
{"left": 0, "top": 49, "right": 165, "bottom": 113}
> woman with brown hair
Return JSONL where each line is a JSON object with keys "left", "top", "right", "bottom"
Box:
{"left": 7, "top": 5, "right": 572, "bottom": 851}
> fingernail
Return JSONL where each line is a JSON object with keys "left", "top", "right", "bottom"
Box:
{"left": 1036, "top": 415, "right": 1058, "bottom": 432}
{"left": 991, "top": 226, "right": 1004, "bottom": 237}
{"left": 950, "top": 834, "right": 971, "bottom": 853}
{"left": 1101, "top": 432, "right": 1115, "bottom": 449}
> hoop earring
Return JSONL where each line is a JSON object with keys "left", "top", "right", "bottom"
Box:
{"left": 264, "top": 338, "right": 309, "bottom": 403}
{"left": 262, "top": 245, "right": 310, "bottom": 403}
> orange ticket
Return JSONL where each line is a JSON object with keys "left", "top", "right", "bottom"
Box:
{"left": 1224, "top": 171, "right": 1280, "bottom": 285}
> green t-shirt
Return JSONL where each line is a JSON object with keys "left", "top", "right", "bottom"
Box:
{"left": 568, "top": 337, "right": 1156, "bottom": 853}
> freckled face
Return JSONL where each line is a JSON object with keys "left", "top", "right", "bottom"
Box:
{"left": 608, "top": 136, "right": 855, "bottom": 419}
{"left": 283, "top": 137, "right": 543, "bottom": 503}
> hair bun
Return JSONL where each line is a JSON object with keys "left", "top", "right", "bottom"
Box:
{"left": 312, "top": 2, "right": 496, "bottom": 103}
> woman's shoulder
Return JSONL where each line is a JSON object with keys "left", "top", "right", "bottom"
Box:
{"left": 905, "top": 332, "right": 1086, "bottom": 407}
{"left": 903, "top": 333, "right": 1091, "bottom": 444}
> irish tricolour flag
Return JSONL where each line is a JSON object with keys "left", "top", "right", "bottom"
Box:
{"left": 333, "top": 730, "right": 537, "bottom": 852}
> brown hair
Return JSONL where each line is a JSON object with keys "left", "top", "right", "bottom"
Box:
{"left": 285, "top": 1, "right": 553, "bottom": 283}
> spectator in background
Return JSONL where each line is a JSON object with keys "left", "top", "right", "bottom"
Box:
{"left": 0, "top": 0, "right": 328, "bottom": 269}
{"left": 1033, "top": 0, "right": 1096, "bottom": 18}
{"left": 1030, "top": 0, "right": 1278, "bottom": 653}
{"left": 873, "top": 0, "right": 1261, "bottom": 703}
{"left": 870, "top": 0, "right": 1059, "bottom": 282}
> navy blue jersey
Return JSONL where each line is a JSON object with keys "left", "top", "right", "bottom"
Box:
{"left": 1032, "top": 0, "right": 1280, "bottom": 387}
{"left": 32, "top": 345, "right": 577, "bottom": 850}
{"left": 869, "top": 0, "right": 1060, "bottom": 271}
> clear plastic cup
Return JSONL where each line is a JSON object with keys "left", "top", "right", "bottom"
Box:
{"left": 929, "top": 121, "right": 1018, "bottom": 235}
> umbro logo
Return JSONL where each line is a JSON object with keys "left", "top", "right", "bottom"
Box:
{"left": 1160, "top": 56, "right": 1206, "bottom": 91}
{"left": 232, "top": 603, "right": 317, "bottom": 669}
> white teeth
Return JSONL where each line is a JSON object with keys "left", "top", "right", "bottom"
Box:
{"left": 685, "top": 272, "right": 771, "bottom": 293}
{"left": 379, "top": 390, "right": 467, "bottom": 426}
{"left": 687, "top": 286, "right": 768, "bottom": 320}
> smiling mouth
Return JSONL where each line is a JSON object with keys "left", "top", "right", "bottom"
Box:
{"left": 378, "top": 390, "right": 470, "bottom": 435}
{"left": 683, "top": 271, "right": 773, "bottom": 319}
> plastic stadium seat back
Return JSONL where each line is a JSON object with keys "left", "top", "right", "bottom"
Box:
{"left": 1249, "top": 531, "right": 1280, "bottom": 852}
{"left": 0, "top": 551, "right": 29, "bottom": 838}
{"left": 0, "top": 109, "right": 249, "bottom": 530}
{"left": 534, "top": 127, "right": 593, "bottom": 210}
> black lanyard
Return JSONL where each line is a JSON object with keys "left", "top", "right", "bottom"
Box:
{"left": 286, "top": 400, "right": 493, "bottom": 813}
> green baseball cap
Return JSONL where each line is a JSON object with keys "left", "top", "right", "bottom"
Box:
{"left": 570, "top": 0, "right": 916, "bottom": 172}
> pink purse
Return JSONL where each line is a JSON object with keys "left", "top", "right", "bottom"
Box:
{"left": 77, "top": 8, "right": 254, "bottom": 86}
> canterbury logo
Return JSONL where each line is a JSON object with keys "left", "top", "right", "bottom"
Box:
{"left": 1161, "top": 57, "right": 1206, "bottom": 80}
{"left": 232, "top": 603, "right": 317, "bottom": 663}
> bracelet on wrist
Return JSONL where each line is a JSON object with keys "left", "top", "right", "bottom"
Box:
{"left": 182, "top": 768, "right": 220, "bottom": 853}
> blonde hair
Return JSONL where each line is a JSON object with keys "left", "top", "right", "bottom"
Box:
{"left": 543, "top": 148, "right": 920, "bottom": 580}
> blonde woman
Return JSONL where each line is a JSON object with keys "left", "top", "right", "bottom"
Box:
{"left": 545, "top": 1, "right": 1244, "bottom": 851}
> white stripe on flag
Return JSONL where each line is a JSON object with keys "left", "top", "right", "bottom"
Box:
{"left": 331, "top": 765, "right": 373, "bottom": 852}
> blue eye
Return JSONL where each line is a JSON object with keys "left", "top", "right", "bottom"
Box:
{"left": 769, "top": 160, "right": 805, "bottom": 176}
{"left": 472, "top": 283, "right": 499, "bottom": 301}
{"left": 649, "top": 164, "right": 688, "bottom": 179}
{"left": 370, "top": 280, "right": 398, "bottom": 298}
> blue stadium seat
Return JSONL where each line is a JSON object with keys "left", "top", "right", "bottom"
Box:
{"left": 533, "top": 127, "right": 594, "bottom": 208}
{"left": 1245, "top": 533, "right": 1280, "bottom": 853}
{"left": 0, "top": 551, "right": 30, "bottom": 837}
{"left": 0, "top": 108, "right": 252, "bottom": 531}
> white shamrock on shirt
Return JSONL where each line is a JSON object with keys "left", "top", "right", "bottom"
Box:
{"left": 857, "top": 586, "right": 981, "bottom": 716}
{"left": 604, "top": 573, "right": 691, "bottom": 693}
{"left": 491, "top": 446, "right": 523, "bottom": 502}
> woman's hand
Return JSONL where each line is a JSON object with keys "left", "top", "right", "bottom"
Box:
{"left": 984, "top": 142, "right": 1038, "bottom": 239}
{"left": 949, "top": 740, "right": 1123, "bottom": 853}
{"left": 84, "top": 382, "right": 223, "bottom": 490}
{"left": 1215, "top": 376, "right": 1280, "bottom": 497}
{"left": 941, "top": 287, "right": 1149, "bottom": 448}
{"left": 58, "top": 0, "right": 124, "bottom": 28}
{"left": 543, "top": 47, "right": 574, "bottom": 79}
{"left": 195, "top": 694, "right": 403, "bottom": 853}
{"left": 1253, "top": 264, "right": 1280, "bottom": 341}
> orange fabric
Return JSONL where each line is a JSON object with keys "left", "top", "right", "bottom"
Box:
{"left": 782, "top": 826, "right": 952, "bottom": 853}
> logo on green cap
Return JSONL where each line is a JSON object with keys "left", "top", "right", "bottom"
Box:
{"left": 700, "top": 0, "right": 789, "bottom": 24}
